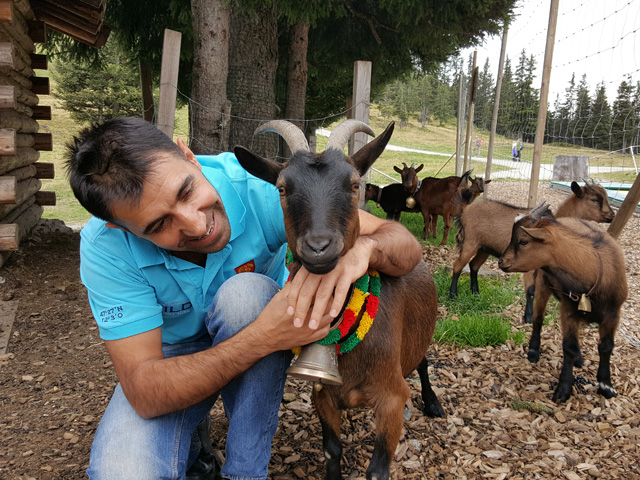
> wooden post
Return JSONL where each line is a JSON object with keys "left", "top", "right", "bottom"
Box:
{"left": 484, "top": 21, "right": 509, "bottom": 198}
{"left": 157, "top": 29, "right": 181, "bottom": 139}
{"left": 350, "top": 61, "right": 371, "bottom": 208}
{"left": 0, "top": 128, "right": 15, "bottom": 156}
{"left": 608, "top": 173, "right": 640, "bottom": 238}
{"left": 528, "top": 0, "right": 559, "bottom": 208}
{"left": 463, "top": 52, "right": 478, "bottom": 174}
{"left": 455, "top": 73, "right": 464, "bottom": 176}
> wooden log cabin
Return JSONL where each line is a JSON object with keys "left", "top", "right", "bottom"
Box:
{"left": 0, "top": 0, "right": 109, "bottom": 268}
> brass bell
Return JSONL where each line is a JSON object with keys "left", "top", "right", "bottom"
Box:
{"left": 287, "top": 342, "right": 343, "bottom": 388}
{"left": 406, "top": 197, "right": 416, "bottom": 209}
{"left": 578, "top": 294, "right": 591, "bottom": 312}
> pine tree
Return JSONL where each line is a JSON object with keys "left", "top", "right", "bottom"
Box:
{"left": 573, "top": 74, "right": 592, "bottom": 147}
{"left": 611, "top": 77, "right": 634, "bottom": 151}
{"left": 50, "top": 39, "right": 142, "bottom": 124}
{"left": 589, "top": 82, "right": 611, "bottom": 150}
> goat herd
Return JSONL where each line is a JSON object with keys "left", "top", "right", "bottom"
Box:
{"left": 236, "top": 120, "right": 628, "bottom": 480}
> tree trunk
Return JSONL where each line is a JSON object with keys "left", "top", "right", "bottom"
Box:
{"left": 190, "top": 0, "right": 230, "bottom": 155}
{"left": 227, "top": 4, "right": 278, "bottom": 157}
{"left": 284, "top": 21, "right": 309, "bottom": 131}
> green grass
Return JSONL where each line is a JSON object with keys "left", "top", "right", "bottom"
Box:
{"left": 431, "top": 267, "right": 526, "bottom": 348}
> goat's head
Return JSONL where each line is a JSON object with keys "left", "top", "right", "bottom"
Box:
{"left": 393, "top": 162, "right": 423, "bottom": 194}
{"left": 234, "top": 120, "right": 394, "bottom": 274}
{"left": 499, "top": 202, "right": 555, "bottom": 272}
{"left": 569, "top": 180, "right": 615, "bottom": 223}
{"left": 469, "top": 176, "right": 491, "bottom": 195}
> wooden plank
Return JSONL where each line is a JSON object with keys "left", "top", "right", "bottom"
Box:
{"left": 31, "top": 76, "right": 49, "bottom": 95}
{"left": 0, "top": 174, "right": 15, "bottom": 203}
{"left": 33, "top": 161, "right": 54, "bottom": 178}
{"left": 0, "top": 300, "right": 18, "bottom": 355}
{"left": 157, "top": 29, "right": 182, "bottom": 139}
{"left": 32, "top": 105, "right": 50, "bottom": 119}
{"left": 0, "top": 84, "right": 16, "bottom": 109}
{"left": 33, "top": 132, "right": 52, "bottom": 150}
{"left": 30, "top": 53, "right": 47, "bottom": 70}
{"left": 0, "top": 128, "right": 15, "bottom": 155}
{"left": 0, "top": 223, "right": 18, "bottom": 250}
{"left": 34, "top": 190, "right": 55, "bottom": 205}
{"left": 0, "top": 1, "right": 13, "bottom": 24}
{"left": 27, "top": 20, "right": 46, "bottom": 43}
{"left": 608, "top": 173, "right": 640, "bottom": 239}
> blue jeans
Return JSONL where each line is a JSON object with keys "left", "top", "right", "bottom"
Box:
{"left": 87, "top": 273, "right": 292, "bottom": 480}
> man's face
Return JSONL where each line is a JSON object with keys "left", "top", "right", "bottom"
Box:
{"left": 109, "top": 152, "right": 231, "bottom": 254}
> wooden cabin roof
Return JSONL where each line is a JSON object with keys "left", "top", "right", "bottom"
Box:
{"left": 30, "top": 0, "right": 109, "bottom": 47}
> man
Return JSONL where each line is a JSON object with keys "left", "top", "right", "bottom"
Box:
{"left": 512, "top": 137, "right": 523, "bottom": 162}
{"left": 67, "top": 117, "right": 422, "bottom": 480}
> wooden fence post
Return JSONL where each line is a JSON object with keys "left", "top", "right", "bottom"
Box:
{"left": 157, "top": 29, "right": 181, "bottom": 139}
{"left": 350, "top": 61, "right": 372, "bottom": 208}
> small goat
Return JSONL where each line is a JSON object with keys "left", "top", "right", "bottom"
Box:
{"left": 498, "top": 203, "right": 627, "bottom": 403}
{"left": 449, "top": 181, "right": 615, "bottom": 299}
{"left": 364, "top": 182, "right": 416, "bottom": 221}
{"left": 234, "top": 120, "right": 444, "bottom": 480}
{"left": 394, "top": 162, "right": 472, "bottom": 244}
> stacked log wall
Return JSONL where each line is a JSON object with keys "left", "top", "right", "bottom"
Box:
{"left": 0, "top": 0, "right": 55, "bottom": 268}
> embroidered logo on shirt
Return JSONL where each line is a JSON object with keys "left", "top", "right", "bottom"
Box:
{"left": 235, "top": 260, "right": 256, "bottom": 274}
{"left": 99, "top": 306, "right": 124, "bottom": 322}
{"left": 162, "top": 301, "right": 193, "bottom": 316}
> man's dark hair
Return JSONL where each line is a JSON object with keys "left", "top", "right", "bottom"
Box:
{"left": 66, "top": 117, "right": 184, "bottom": 222}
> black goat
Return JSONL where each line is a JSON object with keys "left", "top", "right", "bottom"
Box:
{"left": 234, "top": 120, "right": 444, "bottom": 480}
{"left": 364, "top": 182, "right": 416, "bottom": 221}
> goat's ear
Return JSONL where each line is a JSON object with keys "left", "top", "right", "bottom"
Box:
{"left": 234, "top": 146, "right": 285, "bottom": 185}
{"left": 570, "top": 181, "right": 583, "bottom": 197}
{"left": 393, "top": 165, "right": 402, "bottom": 174}
{"left": 520, "top": 226, "right": 551, "bottom": 242}
{"left": 485, "top": 179, "right": 492, "bottom": 185}
{"left": 351, "top": 122, "right": 395, "bottom": 176}
{"left": 415, "top": 164, "right": 424, "bottom": 173}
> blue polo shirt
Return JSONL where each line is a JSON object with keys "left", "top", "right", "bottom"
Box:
{"left": 79, "top": 152, "right": 288, "bottom": 344}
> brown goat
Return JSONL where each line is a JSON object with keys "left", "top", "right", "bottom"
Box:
{"left": 498, "top": 204, "right": 627, "bottom": 403}
{"left": 449, "top": 181, "right": 615, "bottom": 299}
{"left": 394, "top": 162, "right": 472, "bottom": 244}
{"left": 234, "top": 120, "right": 444, "bottom": 480}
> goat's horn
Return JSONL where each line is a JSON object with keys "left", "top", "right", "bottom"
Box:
{"left": 326, "top": 120, "right": 375, "bottom": 152}
{"left": 254, "top": 120, "right": 309, "bottom": 153}
{"left": 402, "top": 162, "right": 408, "bottom": 168}
{"left": 410, "top": 162, "right": 417, "bottom": 168}
{"left": 530, "top": 201, "right": 550, "bottom": 220}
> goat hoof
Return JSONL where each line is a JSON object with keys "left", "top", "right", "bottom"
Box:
{"left": 552, "top": 385, "right": 572, "bottom": 403}
{"left": 598, "top": 383, "right": 617, "bottom": 399}
{"left": 423, "top": 401, "right": 445, "bottom": 418}
{"left": 522, "top": 316, "right": 533, "bottom": 325}
{"left": 527, "top": 350, "right": 540, "bottom": 363}
{"left": 574, "top": 355, "right": 584, "bottom": 368}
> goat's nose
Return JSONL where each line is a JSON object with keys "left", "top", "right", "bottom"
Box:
{"left": 497, "top": 258, "right": 503, "bottom": 266}
{"left": 306, "top": 235, "right": 331, "bottom": 256}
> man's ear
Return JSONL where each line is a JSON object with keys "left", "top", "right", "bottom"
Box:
{"left": 177, "top": 137, "right": 200, "bottom": 167}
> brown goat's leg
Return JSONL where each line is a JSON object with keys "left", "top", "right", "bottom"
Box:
{"left": 366, "top": 381, "right": 410, "bottom": 480}
{"left": 468, "top": 251, "right": 490, "bottom": 295}
{"left": 313, "top": 392, "right": 343, "bottom": 480}
{"left": 527, "top": 281, "right": 551, "bottom": 363}
{"left": 449, "top": 244, "right": 479, "bottom": 299}
{"left": 416, "top": 358, "right": 445, "bottom": 418}
{"left": 553, "top": 316, "right": 581, "bottom": 403}
{"left": 439, "top": 213, "right": 451, "bottom": 245}
{"left": 596, "top": 316, "right": 619, "bottom": 399}
{"left": 522, "top": 270, "right": 537, "bottom": 324}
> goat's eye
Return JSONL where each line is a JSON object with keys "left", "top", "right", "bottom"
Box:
{"left": 351, "top": 183, "right": 360, "bottom": 193}
{"left": 278, "top": 186, "right": 286, "bottom": 196}
{"left": 518, "top": 240, "right": 528, "bottom": 246}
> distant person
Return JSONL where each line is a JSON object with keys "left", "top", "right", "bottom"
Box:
{"left": 474, "top": 136, "right": 482, "bottom": 155}
{"left": 512, "top": 137, "right": 523, "bottom": 162}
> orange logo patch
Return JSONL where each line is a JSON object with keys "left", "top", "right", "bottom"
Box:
{"left": 235, "top": 260, "right": 256, "bottom": 274}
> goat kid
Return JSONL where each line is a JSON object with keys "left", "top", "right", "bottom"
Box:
{"left": 449, "top": 181, "right": 615, "bottom": 300}
{"left": 234, "top": 120, "right": 444, "bottom": 480}
{"left": 498, "top": 204, "right": 627, "bottom": 403}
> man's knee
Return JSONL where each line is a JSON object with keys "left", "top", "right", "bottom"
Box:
{"left": 207, "top": 273, "right": 280, "bottom": 337}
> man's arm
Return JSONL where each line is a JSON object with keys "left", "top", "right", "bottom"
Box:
{"left": 286, "top": 209, "right": 422, "bottom": 330}
{"left": 107, "top": 282, "right": 332, "bottom": 419}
